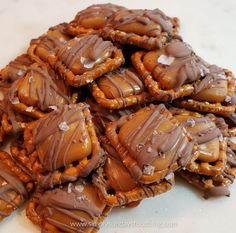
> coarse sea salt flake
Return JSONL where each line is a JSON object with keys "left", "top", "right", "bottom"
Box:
{"left": 59, "top": 121, "right": 69, "bottom": 131}
{"left": 11, "top": 97, "right": 20, "bottom": 105}
{"left": 165, "top": 173, "right": 174, "bottom": 180}
{"left": 157, "top": 55, "right": 175, "bottom": 66}
{"left": 49, "top": 105, "right": 57, "bottom": 111}
{"left": 143, "top": 165, "right": 155, "bottom": 176}
{"left": 68, "top": 183, "right": 73, "bottom": 193}
{"left": 17, "top": 70, "right": 23, "bottom": 76}
{"left": 28, "top": 76, "right": 34, "bottom": 83}
{"left": 75, "top": 184, "right": 84, "bottom": 193}
{"left": 25, "top": 106, "right": 33, "bottom": 112}
{"left": 225, "top": 95, "right": 232, "bottom": 103}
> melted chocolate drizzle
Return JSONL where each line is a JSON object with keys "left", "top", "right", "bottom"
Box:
{"left": 0, "top": 163, "right": 27, "bottom": 217}
{"left": 152, "top": 40, "right": 208, "bottom": 90}
{"left": 32, "top": 104, "right": 91, "bottom": 172}
{"left": 38, "top": 182, "right": 103, "bottom": 232}
{"left": 111, "top": 8, "right": 175, "bottom": 36}
{"left": 56, "top": 34, "right": 113, "bottom": 77}
{"left": 119, "top": 104, "right": 193, "bottom": 171}
{"left": 8, "top": 65, "right": 70, "bottom": 111}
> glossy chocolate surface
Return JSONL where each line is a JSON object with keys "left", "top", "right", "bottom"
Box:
{"left": 143, "top": 40, "right": 208, "bottom": 90}
{"left": 56, "top": 34, "right": 114, "bottom": 75}
{"left": 37, "top": 181, "right": 106, "bottom": 233}
{"left": 97, "top": 67, "right": 144, "bottom": 99}
{"left": 118, "top": 104, "right": 194, "bottom": 176}
{"left": 32, "top": 104, "right": 92, "bottom": 171}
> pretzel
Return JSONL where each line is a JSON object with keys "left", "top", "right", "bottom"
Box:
{"left": 170, "top": 108, "right": 228, "bottom": 176}
{"left": 0, "top": 151, "right": 33, "bottom": 220}
{"left": 93, "top": 136, "right": 174, "bottom": 207}
{"left": 28, "top": 23, "right": 72, "bottom": 66}
{"left": 54, "top": 34, "right": 124, "bottom": 87}
{"left": 26, "top": 180, "right": 112, "bottom": 233}
{"left": 131, "top": 40, "right": 215, "bottom": 102}
{"left": 90, "top": 67, "right": 154, "bottom": 109}
{"left": 105, "top": 104, "right": 197, "bottom": 184}
{"left": 66, "top": 3, "right": 126, "bottom": 36}
{"left": 175, "top": 67, "right": 236, "bottom": 116}
{"left": 101, "top": 8, "right": 180, "bottom": 50}
{"left": 12, "top": 103, "right": 105, "bottom": 190}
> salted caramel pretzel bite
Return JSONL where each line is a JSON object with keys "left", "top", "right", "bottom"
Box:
{"left": 170, "top": 108, "right": 227, "bottom": 176}
{"left": 54, "top": 34, "right": 124, "bottom": 87}
{"left": 93, "top": 136, "right": 174, "bottom": 207}
{"left": 66, "top": 3, "right": 126, "bottom": 36}
{"left": 178, "top": 143, "right": 236, "bottom": 199}
{"left": 6, "top": 63, "right": 71, "bottom": 119}
{"left": 28, "top": 23, "right": 72, "bottom": 66}
{"left": 102, "top": 8, "right": 180, "bottom": 50}
{"left": 0, "top": 103, "right": 32, "bottom": 143}
{"left": 175, "top": 66, "right": 236, "bottom": 116}
{"left": 90, "top": 67, "right": 154, "bottom": 109}
{"left": 0, "top": 54, "right": 33, "bottom": 87}
{"left": 105, "top": 104, "right": 197, "bottom": 185}
{"left": 14, "top": 103, "right": 105, "bottom": 190}
{"left": 26, "top": 179, "right": 112, "bottom": 233}
{"left": 131, "top": 40, "right": 214, "bottom": 102}
{"left": 0, "top": 150, "right": 33, "bottom": 220}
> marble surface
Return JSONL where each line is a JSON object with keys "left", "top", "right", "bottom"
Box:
{"left": 0, "top": 0, "right": 236, "bottom": 233}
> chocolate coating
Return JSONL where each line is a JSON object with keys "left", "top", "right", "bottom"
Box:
{"left": 118, "top": 104, "right": 194, "bottom": 176}
{"left": 0, "top": 54, "right": 33, "bottom": 85}
{"left": 56, "top": 34, "right": 114, "bottom": 75}
{"left": 174, "top": 114, "right": 222, "bottom": 163}
{"left": 32, "top": 23, "right": 71, "bottom": 59}
{"left": 32, "top": 104, "right": 92, "bottom": 172}
{"left": 36, "top": 181, "right": 107, "bottom": 233}
{"left": 143, "top": 40, "right": 208, "bottom": 90}
{"left": 8, "top": 65, "right": 70, "bottom": 111}
{"left": 0, "top": 162, "right": 27, "bottom": 218}
{"left": 73, "top": 4, "right": 126, "bottom": 30}
{"left": 103, "top": 141, "right": 137, "bottom": 192}
{"left": 193, "top": 65, "right": 234, "bottom": 103}
{"left": 204, "top": 186, "right": 230, "bottom": 199}
{"left": 97, "top": 67, "right": 144, "bottom": 99}
{"left": 109, "top": 8, "right": 175, "bottom": 37}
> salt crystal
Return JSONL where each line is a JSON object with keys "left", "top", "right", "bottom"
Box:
{"left": 84, "top": 62, "right": 95, "bottom": 69}
{"left": 11, "top": 97, "right": 20, "bottom": 105}
{"left": 157, "top": 55, "right": 175, "bottom": 66}
{"left": 147, "top": 147, "right": 152, "bottom": 153}
{"left": 225, "top": 95, "right": 232, "bottom": 103}
{"left": 28, "top": 76, "right": 34, "bottom": 83}
{"left": 68, "top": 183, "right": 73, "bottom": 193}
{"left": 49, "top": 105, "right": 57, "bottom": 111}
{"left": 2, "top": 181, "right": 7, "bottom": 186}
{"left": 218, "top": 73, "right": 227, "bottom": 79}
{"left": 17, "top": 70, "right": 23, "bottom": 76}
{"left": 143, "top": 165, "right": 155, "bottom": 176}
{"left": 187, "top": 118, "right": 195, "bottom": 127}
{"left": 75, "top": 184, "right": 84, "bottom": 193}
{"left": 80, "top": 56, "right": 86, "bottom": 64}
{"left": 187, "top": 99, "right": 193, "bottom": 103}
{"left": 59, "top": 121, "right": 69, "bottom": 131}
{"left": 67, "top": 46, "right": 72, "bottom": 50}
{"left": 165, "top": 172, "right": 174, "bottom": 181}
{"left": 77, "top": 195, "right": 87, "bottom": 201}
{"left": 219, "top": 135, "right": 224, "bottom": 142}
{"left": 136, "top": 143, "right": 144, "bottom": 152}
{"left": 25, "top": 106, "right": 33, "bottom": 112}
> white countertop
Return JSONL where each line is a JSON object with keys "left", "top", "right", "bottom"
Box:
{"left": 0, "top": 0, "right": 236, "bottom": 233}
